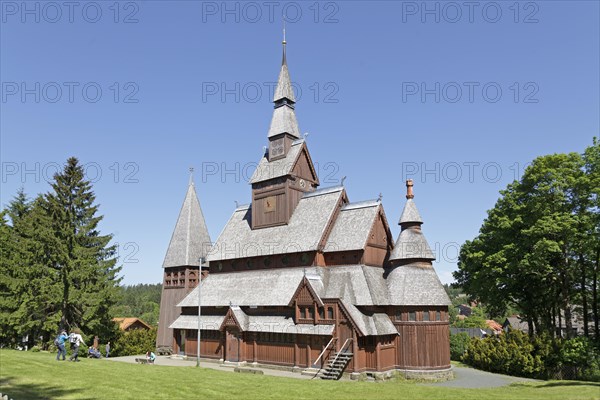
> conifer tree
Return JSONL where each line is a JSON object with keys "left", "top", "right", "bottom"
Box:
{"left": 43, "top": 157, "right": 122, "bottom": 339}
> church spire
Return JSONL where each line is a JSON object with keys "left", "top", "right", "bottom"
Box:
{"left": 268, "top": 30, "right": 300, "bottom": 139}
{"left": 389, "top": 180, "right": 435, "bottom": 262}
{"left": 162, "top": 174, "right": 212, "bottom": 268}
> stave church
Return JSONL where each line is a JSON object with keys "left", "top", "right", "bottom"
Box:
{"left": 156, "top": 37, "right": 451, "bottom": 379}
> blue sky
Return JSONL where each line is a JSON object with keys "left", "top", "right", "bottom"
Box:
{"left": 1, "top": 1, "right": 598, "bottom": 285}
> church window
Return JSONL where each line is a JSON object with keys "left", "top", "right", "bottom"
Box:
{"left": 307, "top": 307, "right": 314, "bottom": 320}
{"left": 327, "top": 307, "right": 334, "bottom": 320}
{"left": 435, "top": 311, "right": 441, "bottom": 321}
{"left": 423, "top": 311, "right": 430, "bottom": 321}
{"left": 318, "top": 307, "right": 325, "bottom": 319}
{"left": 409, "top": 311, "right": 416, "bottom": 321}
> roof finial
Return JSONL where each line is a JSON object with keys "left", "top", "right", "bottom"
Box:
{"left": 378, "top": 193, "right": 383, "bottom": 202}
{"left": 189, "top": 167, "right": 195, "bottom": 186}
{"left": 282, "top": 18, "right": 287, "bottom": 65}
{"left": 406, "top": 179, "right": 414, "bottom": 199}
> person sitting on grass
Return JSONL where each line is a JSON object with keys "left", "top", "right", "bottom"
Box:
{"left": 146, "top": 351, "right": 156, "bottom": 364}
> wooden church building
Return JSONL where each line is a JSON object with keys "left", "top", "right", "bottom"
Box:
{"left": 157, "top": 38, "right": 451, "bottom": 379}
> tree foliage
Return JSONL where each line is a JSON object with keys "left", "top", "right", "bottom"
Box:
{"left": 112, "top": 284, "right": 162, "bottom": 327}
{"left": 112, "top": 328, "right": 157, "bottom": 357}
{"left": 454, "top": 139, "right": 600, "bottom": 339}
{"left": 0, "top": 158, "right": 122, "bottom": 348}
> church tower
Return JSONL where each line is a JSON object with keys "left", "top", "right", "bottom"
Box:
{"left": 156, "top": 173, "right": 211, "bottom": 351}
{"left": 388, "top": 179, "right": 436, "bottom": 266}
{"left": 249, "top": 35, "right": 319, "bottom": 229}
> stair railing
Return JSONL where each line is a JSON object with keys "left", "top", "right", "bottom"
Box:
{"left": 329, "top": 338, "right": 352, "bottom": 370}
{"left": 312, "top": 337, "right": 336, "bottom": 368}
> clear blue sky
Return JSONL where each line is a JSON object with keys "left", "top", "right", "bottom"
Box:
{"left": 1, "top": 1, "right": 598, "bottom": 285}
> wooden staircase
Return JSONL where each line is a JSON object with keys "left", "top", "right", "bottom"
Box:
{"left": 319, "top": 351, "right": 353, "bottom": 380}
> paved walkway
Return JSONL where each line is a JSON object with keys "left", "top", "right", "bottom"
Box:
{"left": 427, "top": 366, "right": 538, "bottom": 389}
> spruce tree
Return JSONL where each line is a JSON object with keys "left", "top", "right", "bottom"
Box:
{"left": 43, "top": 157, "right": 121, "bottom": 339}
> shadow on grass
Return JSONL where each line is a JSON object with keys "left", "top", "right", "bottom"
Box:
{"left": 0, "top": 376, "right": 89, "bottom": 400}
{"left": 510, "top": 380, "right": 600, "bottom": 389}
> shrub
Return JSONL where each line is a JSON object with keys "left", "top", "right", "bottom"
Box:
{"left": 112, "top": 328, "right": 157, "bottom": 357}
{"left": 450, "top": 332, "right": 471, "bottom": 361}
{"left": 462, "top": 330, "right": 600, "bottom": 382}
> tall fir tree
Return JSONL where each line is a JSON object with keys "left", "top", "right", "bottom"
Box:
{"left": 43, "top": 157, "right": 122, "bottom": 339}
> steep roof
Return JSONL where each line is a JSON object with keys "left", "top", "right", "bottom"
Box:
{"left": 250, "top": 138, "right": 305, "bottom": 184}
{"left": 206, "top": 186, "right": 345, "bottom": 262}
{"left": 267, "top": 103, "right": 300, "bottom": 139}
{"left": 399, "top": 199, "right": 423, "bottom": 224}
{"left": 385, "top": 264, "right": 451, "bottom": 306}
{"left": 268, "top": 39, "right": 300, "bottom": 139}
{"left": 324, "top": 201, "right": 381, "bottom": 252}
{"left": 274, "top": 39, "right": 295, "bottom": 103}
{"left": 389, "top": 228, "right": 436, "bottom": 261}
{"left": 163, "top": 181, "right": 212, "bottom": 268}
{"left": 389, "top": 182, "right": 435, "bottom": 262}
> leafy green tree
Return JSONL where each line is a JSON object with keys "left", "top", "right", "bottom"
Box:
{"left": 455, "top": 140, "right": 599, "bottom": 338}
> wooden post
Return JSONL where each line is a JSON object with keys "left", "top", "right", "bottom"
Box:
{"left": 253, "top": 333, "right": 258, "bottom": 363}
{"left": 294, "top": 340, "right": 299, "bottom": 367}
{"left": 376, "top": 340, "right": 381, "bottom": 371}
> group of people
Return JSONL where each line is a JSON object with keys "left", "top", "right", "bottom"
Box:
{"left": 55, "top": 329, "right": 155, "bottom": 364}
{"left": 54, "top": 330, "right": 111, "bottom": 362}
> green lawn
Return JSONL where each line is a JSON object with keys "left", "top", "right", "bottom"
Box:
{"left": 1, "top": 350, "right": 598, "bottom": 400}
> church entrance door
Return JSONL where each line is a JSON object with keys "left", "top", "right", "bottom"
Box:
{"left": 226, "top": 329, "right": 240, "bottom": 362}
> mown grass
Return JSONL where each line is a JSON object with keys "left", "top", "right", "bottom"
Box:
{"left": 1, "top": 350, "right": 599, "bottom": 400}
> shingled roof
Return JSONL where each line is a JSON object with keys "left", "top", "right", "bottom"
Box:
{"left": 176, "top": 265, "right": 418, "bottom": 336}
{"left": 389, "top": 228, "right": 435, "bottom": 261}
{"left": 399, "top": 199, "right": 423, "bottom": 224}
{"left": 268, "top": 38, "right": 300, "bottom": 139}
{"left": 206, "top": 186, "right": 345, "bottom": 262}
{"left": 250, "top": 138, "right": 304, "bottom": 184}
{"left": 389, "top": 182, "right": 435, "bottom": 262}
{"left": 163, "top": 180, "right": 212, "bottom": 268}
{"left": 268, "top": 102, "right": 300, "bottom": 139}
{"left": 324, "top": 200, "right": 381, "bottom": 252}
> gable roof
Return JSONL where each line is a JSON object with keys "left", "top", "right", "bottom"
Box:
{"left": 112, "top": 317, "right": 152, "bottom": 331}
{"left": 250, "top": 139, "right": 317, "bottom": 184}
{"left": 206, "top": 186, "right": 345, "bottom": 262}
{"left": 163, "top": 182, "right": 212, "bottom": 268}
{"left": 324, "top": 201, "right": 382, "bottom": 252}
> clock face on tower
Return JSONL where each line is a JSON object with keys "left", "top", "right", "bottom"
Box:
{"left": 270, "top": 138, "right": 285, "bottom": 159}
{"left": 264, "top": 196, "right": 277, "bottom": 213}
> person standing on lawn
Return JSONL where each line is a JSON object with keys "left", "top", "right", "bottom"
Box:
{"left": 68, "top": 330, "right": 86, "bottom": 362}
{"left": 55, "top": 330, "right": 69, "bottom": 361}
{"left": 105, "top": 342, "right": 110, "bottom": 358}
